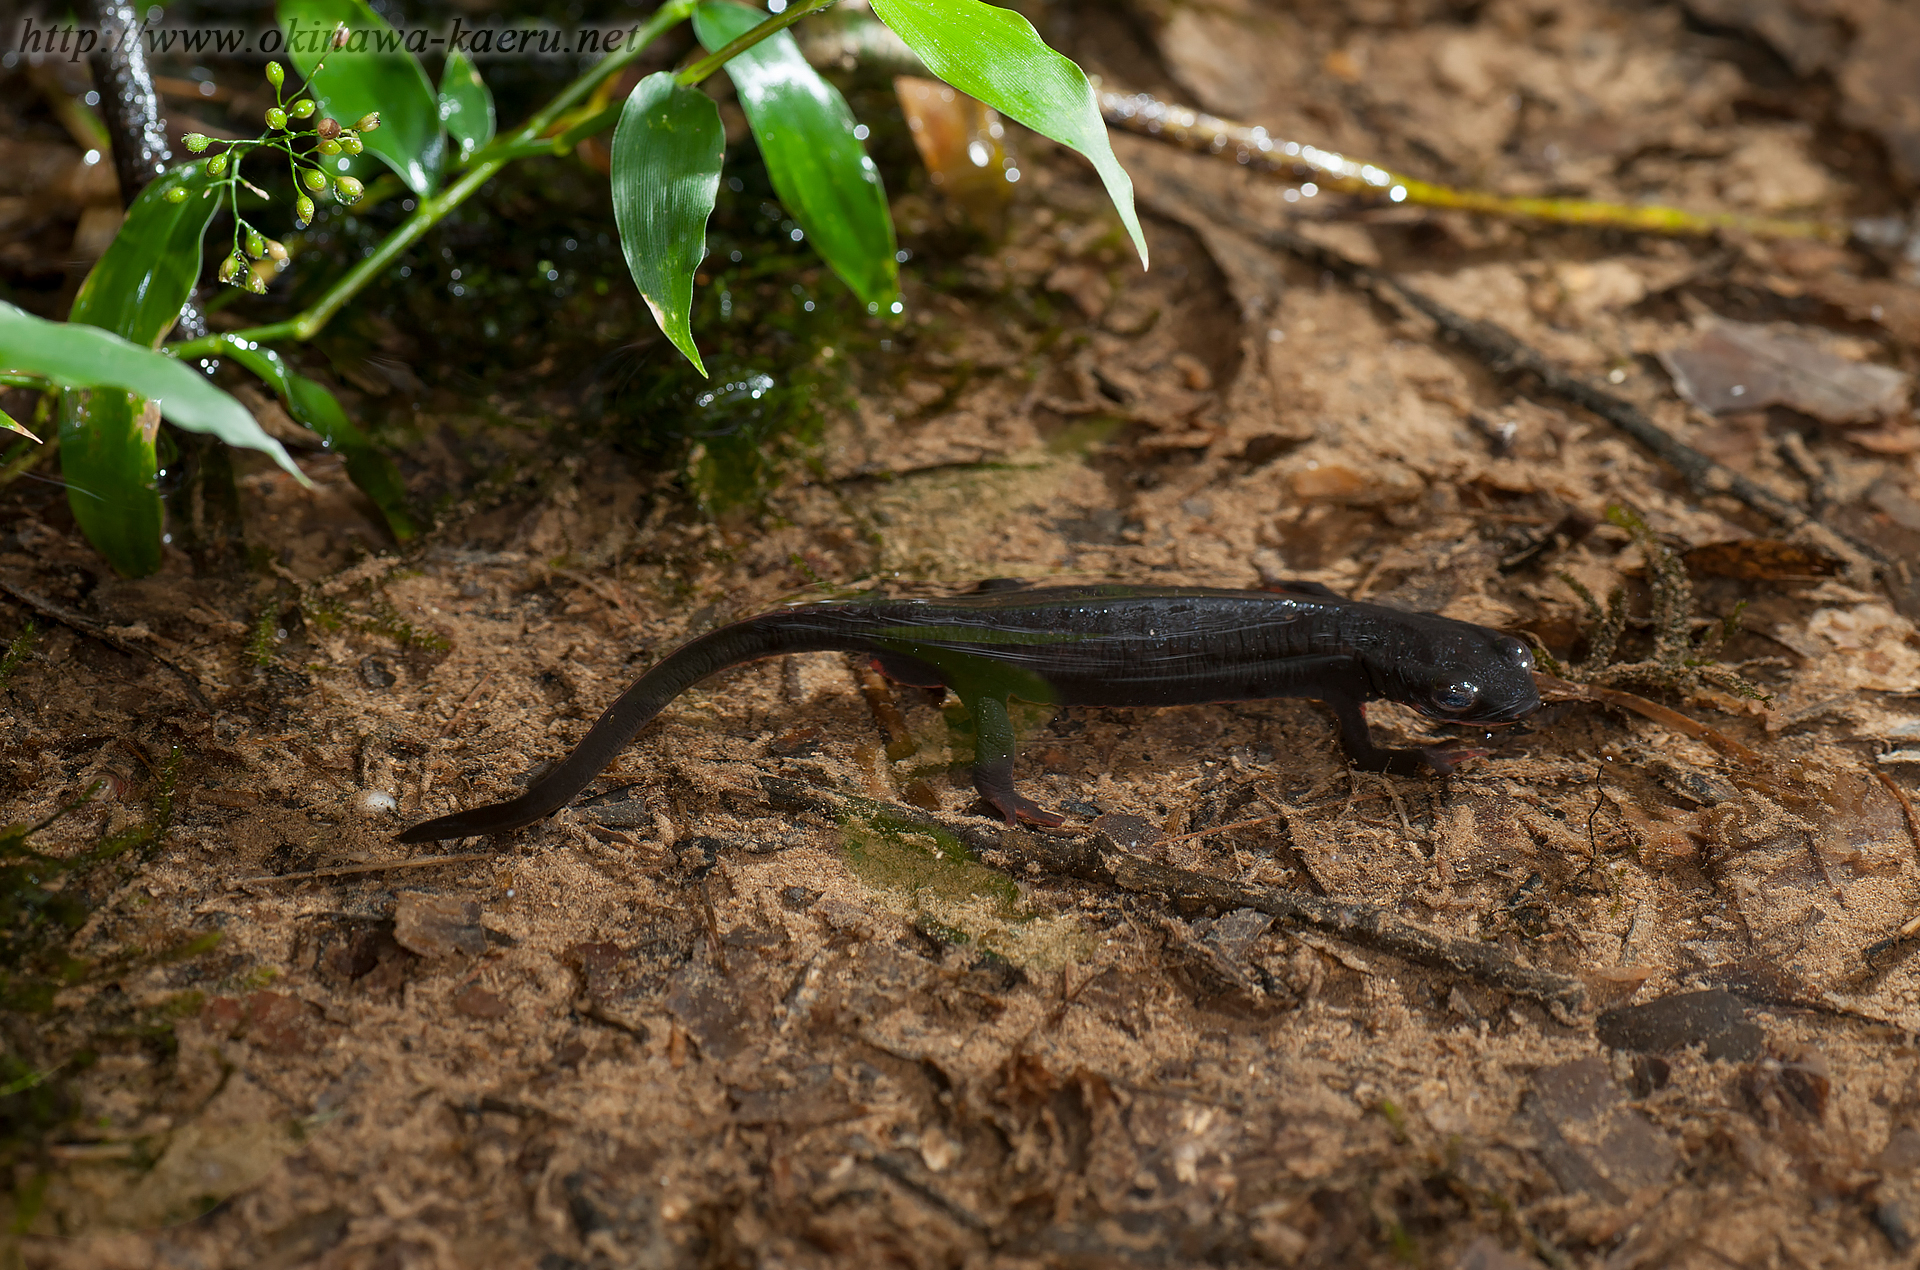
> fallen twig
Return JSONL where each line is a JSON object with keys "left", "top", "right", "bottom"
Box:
{"left": 853, "top": 1136, "right": 992, "bottom": 1236}
{"left": 0, "top": 436, "right": 57, "bottom": 491}
{"left": 0, "top": 578, "right": 212, "bottom": 711}
{"left": 1157, "top": 809, "right": 1291, "bottom": 845}
{"left": 847, "top": 652, "right": 916, "bottom": 759}
{"left": 232, "top": 852, "right": 493, "bottom": 885}
{"left": 441, "top": 670, "right": 496, "bottom": 737}
{"left": 1533, "top": 671, "right": 1762, "bottom": 765}
{"left": 1100, "top": 90, "right": 1841, "bottom": 242}
{"left": 758, "top": 776, "right": 1584, "bottom": 1012}
{"left": 1861, "top": 912, "right": 1920, "bottom": 974}
{"left": 1875, "top": 768, "right": 1920, "bottom": 865}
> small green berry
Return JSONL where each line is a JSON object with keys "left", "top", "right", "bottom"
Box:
{"left": 245, "top": 228, "right": 266, "bottom": 258}
{"left": 354, "top": 112, "right": 380, "bottom": 133}
{"left": 295, "top": 194, "right": 315, "bottom": 227}
{"left": 217, "top": 253, "right": 242, "bottom": 284}
{"left": 317, "top": 138, "right": 342, "bottom": 157}
{"left": 266, "top": 106, "right": 287, "bottom": 130}
{"left": 301, "top": 167, "right": 328, "bottom": 192}
{"left": 182, "top": 132, "right": 210, "bottom": 153}
{"left": 246, "top": 271, "right": 268, "bottom": 295}
{"left": 340, "top": 133, "right": 364, "bottom": 156}
{"left": 264, "top": 239, "right": 289, "bottom": 263}
{"left": 290, "top": 99, "right": 315, "bottom": 120}
{"left": 164, "top": 186, "right": 188, "bottom": 204}
{"left": 333, "top": 175, "right": 364, "bottom": 203}
{"left": 207, "top": 152, "right": 228, "bottom": 177}
{"left": 265, "top": 61, "right": 284, "bottom": 89}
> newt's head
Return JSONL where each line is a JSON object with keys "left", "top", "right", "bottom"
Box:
{"left": 1398, "top": 627, "right": 1541, "bottom": 727}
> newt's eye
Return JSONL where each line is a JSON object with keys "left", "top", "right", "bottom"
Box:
{"left": 1498, "top": 636, "right": 1535, "bottom": 670}
{"left": 1432, "top": 682, "right": 1478, "bottom": 712}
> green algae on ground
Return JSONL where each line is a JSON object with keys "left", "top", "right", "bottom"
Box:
{"left": 0, "top": 752, "right": 231, "bottom": 1236}
{"left": 842, "top": 810, "right": 1092, "bottom": 972}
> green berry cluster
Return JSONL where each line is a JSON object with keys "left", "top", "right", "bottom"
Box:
{"left": 172, "top": 27, "right": 385, "bottom": 293}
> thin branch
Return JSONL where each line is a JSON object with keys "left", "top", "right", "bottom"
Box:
{"left": 232, "top": 852, "right": 493, "bottom": 885}
{"left": 167, "top": 0, "right": 698, "bottom": 359}
{"left": 0, "top": 579, "right": 212, "bottom": 712}
{"left": 1101, "top": 90, "right": 1842, "bottom": 242}
{"left": 675, "top": 0, "right": 835, "bottom": 86}
{"left": 1875, "top": 768, "right": 1920, "bottom": 865}
{"left": 1533, "top": 671, "right": 1760, "bottom": 764}
{"left": 757, "top": 776, "right": 1585, "bottom": 1012}
{"left": 440, "top": 671, "right": 496, "bottom": 738}
{"left": 0, "top": 436, "right": 57, "bottom": 491}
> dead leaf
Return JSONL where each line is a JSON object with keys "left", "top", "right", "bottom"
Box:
{"left": 1660, "top": 319, "right": 1909, "bottom": 424}
{"left": 392, "top": 892, "right": 486, "bottom": 957}
{"left": 895, "top": 76, "right": 1012, "bottom": 226}
{"left": 1683, "top": 539, "right": 1841, "bottom": 580}
{"left": 452, "top": 984, "right": 510, "bottom": 1019}
{"left": 1848, "top": 423, "right": 1920, "bottom": 455}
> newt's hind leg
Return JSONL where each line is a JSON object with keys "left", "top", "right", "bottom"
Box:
{"left": 966, "top": 695, "right": 1064, "bottom": 827}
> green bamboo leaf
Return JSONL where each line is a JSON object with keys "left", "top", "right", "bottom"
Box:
{"left": 610, "top": 71, "right": 725, "bottom": 375}
{"left": 0, "top": 407, "right": 36, "bottom": 442}
{"left": 0, "top": 302, "right": 306, "bottom": 481}
{"left": 279, "top": 0, "right": 445, "bottom": 195}
{"left": 694, "top": 1, "right": 898, "bottom": 311}
{"left": 438, "top": 49, "right": 495, "bottom": 163}
{"left": 57, "top": 388, "right": 164, "bottom": 577}
{"left": 867, "top": 0, "right": 1146, "bottom": 268}
{"left": 217, "top": 339, "right": 418, "bottom": 541}
{"left": 69, "top": 160, "right": 220, "bottom": 347}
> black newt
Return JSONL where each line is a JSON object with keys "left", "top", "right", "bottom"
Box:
{"left": 398, "top": 581, "right": 1540, "bottom": 841}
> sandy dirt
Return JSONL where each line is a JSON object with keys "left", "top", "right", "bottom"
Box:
{"left": 5, "top": 0, "right": 1920, "bottom": 1266}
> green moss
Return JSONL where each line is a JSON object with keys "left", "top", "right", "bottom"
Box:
{"left": 842, "top": 810, "right": 1092, "bottom": 972}
{"left": 0, "top": 751, "right": 219, "bottom": 1172}
{"left": 0, "top": 622, "right": 35, "bottom": 691}
{"left": 299, "top": 584, "right": 448, "bottom": 653}
{"left": 1563, "top": 504, "right": 1771, "bottom": 702}
{"left": 246, "top": 601, "right": 279, "bottom": 669}
{"left": 1045, "top": 413, "right": 1126, "bottom": 458}
{"left": 359, "top": 599, "right": 451, "bottom": 652}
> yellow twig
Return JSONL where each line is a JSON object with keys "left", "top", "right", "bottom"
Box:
{"left": 1099, "top": 90, "right": 1844, "bottom": 243}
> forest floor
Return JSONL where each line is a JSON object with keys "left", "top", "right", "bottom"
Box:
{"left": 4, "top": 0, "right": 1920, "bottom": 1267}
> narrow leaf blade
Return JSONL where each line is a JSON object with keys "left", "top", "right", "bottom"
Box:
{"left": 58, "top": 388, "right": 164, "bottom": 577}
{"left": 69, "top": 160, "right": 221, "bottom": 347}
{"left": 220, "top": 339, "right": 418, "bottom": 540}
{"left": 0, "top": 301, "right": 307, "bottom": 484}
{"left": 279, "top": 0, "right": 445, "bottom": 195}
{"left": 438, "top": 49, "right": 496, "bottom": 163}
{"left": 694, "top": 1, "right": 898, "bottom": 310}
{"left": 867, "top": 0, "right": 1146, "bottom": 267}
{"left": 610, "top": 71, "right": 725, "bottom": 375}
{"left": 0, "top": 407, "right": 38, "bottom": 442}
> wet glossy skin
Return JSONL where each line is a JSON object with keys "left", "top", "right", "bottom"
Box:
{"left": 397, "top": 581, "right": 1541, "bottom": 841}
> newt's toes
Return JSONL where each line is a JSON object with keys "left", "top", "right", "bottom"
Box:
{"left": 1419, "top": 744, "right": 1488, "bottom": 774}
{"left": 993, "top": 796, "right": 1065, "bottom": 828}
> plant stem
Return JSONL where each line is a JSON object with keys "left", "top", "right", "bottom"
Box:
{"left": 166, "top": 0, "right": 697, "bottom": 359}
{"left": 675, "top": 0, "right": 835, "bottom": 86}
{"left": 0, "top": 437, "right": 58, "bottom": 491}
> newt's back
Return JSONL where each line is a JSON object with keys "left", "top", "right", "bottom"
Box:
{"left": 799, "top": 585, "right": 1537, "bottom": 725}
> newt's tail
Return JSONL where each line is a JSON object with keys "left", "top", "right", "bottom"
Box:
{"left": 397, "top": 614, "right": 863, "bottom": 841}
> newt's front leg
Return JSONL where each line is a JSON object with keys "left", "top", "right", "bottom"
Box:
{"left": 1320, "top": 683, "right": 1480, "bottom": 775}
{"left": 965, "top": 694, "right": 1065, "bottom": 827}
{"left": 1257, "top": 654, "right": 1470, "bottom": 775}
